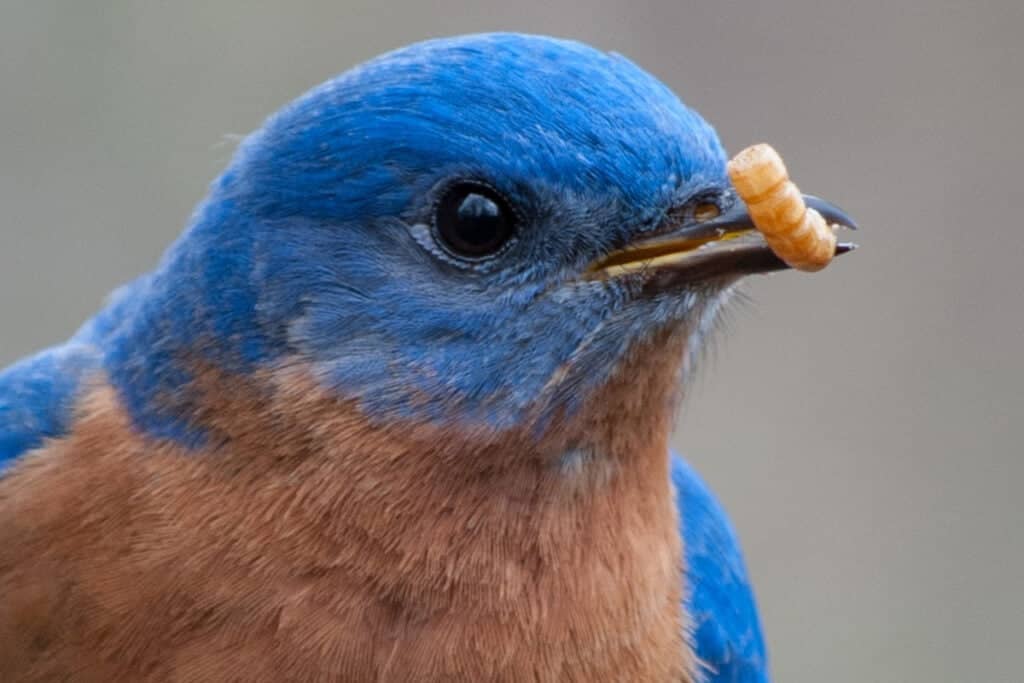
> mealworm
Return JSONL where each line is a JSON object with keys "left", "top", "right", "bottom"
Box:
{"left": 727, "top": 144, "right": 837, "bottom": 272}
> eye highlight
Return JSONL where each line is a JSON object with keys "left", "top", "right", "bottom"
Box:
{"left": 434, "top": 182, "right": 517, "bottom": 259}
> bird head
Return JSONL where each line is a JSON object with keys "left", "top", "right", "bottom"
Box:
{"left": 122, "top": 33, "right": 852, "bottom": 437}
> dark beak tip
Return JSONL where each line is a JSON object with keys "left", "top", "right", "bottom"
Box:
{"left": 803, "top": 194, "right": 859, "bottom": 231}
{"left": 835, "top": 241, "right": 858, "bottom": 256}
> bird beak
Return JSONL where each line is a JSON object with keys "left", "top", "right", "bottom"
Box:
{"left": 586, "top": 194, "right": 857, "bottom": 284}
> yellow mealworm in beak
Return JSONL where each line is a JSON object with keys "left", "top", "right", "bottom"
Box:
{"left": 727, "top": 144, "right": 837, "bottom": 272}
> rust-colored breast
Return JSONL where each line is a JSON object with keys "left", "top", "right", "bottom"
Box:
{"left": 0, "top": 344, "right": 692, "bottom": 682}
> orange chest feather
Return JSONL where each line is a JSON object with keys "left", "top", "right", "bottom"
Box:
{"left": 0, "top": 354, "right": 692, "bottom": 682}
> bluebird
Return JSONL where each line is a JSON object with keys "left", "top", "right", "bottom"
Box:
{"left": 0, "top": 33, "right": 854, "bottom": 682}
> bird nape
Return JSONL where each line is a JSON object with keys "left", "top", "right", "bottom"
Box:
{"left": 0, "top": 33, "right": 853, "bottom": 682}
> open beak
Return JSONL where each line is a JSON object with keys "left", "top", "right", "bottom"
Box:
{"left": 586, "top": 193, "right": 857, "bottom": 284}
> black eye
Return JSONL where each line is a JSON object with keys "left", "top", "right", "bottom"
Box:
{"left": 434, "top": 182, "right": 516, "bottom": 258}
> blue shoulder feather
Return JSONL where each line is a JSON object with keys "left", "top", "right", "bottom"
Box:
{"left": 673, "top": 453, "right": 770, "bottom": 682}
{"left": 0, "top": 343, "right": 100, "bottom": 469}
{"left": 0, "top": 274, "right": 154, "bottom": 470}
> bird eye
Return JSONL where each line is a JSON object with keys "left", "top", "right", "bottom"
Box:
{"left": 434, "top": 182, "right": 516, "bottom": 259}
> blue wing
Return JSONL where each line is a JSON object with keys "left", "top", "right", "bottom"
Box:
{"left": 0, "top": 277, "right": 148, "bottom": 470}
{"left": 673, "top": 453, "right": 770, "bottom": 682}
{"left": 0, "top": 343, "right": 100, "bottom": 470}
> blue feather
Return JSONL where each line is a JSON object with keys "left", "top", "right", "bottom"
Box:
{"left": 674, "top": 454, "right": 770, "bottom": 682}
{"left": 0, "top": 343, "right": 100, "bottom": 468}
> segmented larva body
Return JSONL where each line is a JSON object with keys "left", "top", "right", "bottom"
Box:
{"left": 727, "top": 144, "right": 837, "bottom": 272}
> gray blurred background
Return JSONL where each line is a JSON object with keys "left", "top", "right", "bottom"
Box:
{"left": 1, "top": 1, "right": 1021, "bottom": 681}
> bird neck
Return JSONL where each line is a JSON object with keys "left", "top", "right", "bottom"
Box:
{"left": 83, "top": 194, "right": 288, "bottom": 446}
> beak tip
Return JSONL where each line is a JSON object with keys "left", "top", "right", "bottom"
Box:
{"left": 835, "top": 241, "right": 858, "bottom": 256}
{"left": 804, "top": 194, "right": 859, "bottom": 231}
